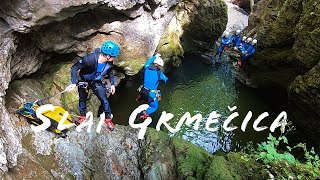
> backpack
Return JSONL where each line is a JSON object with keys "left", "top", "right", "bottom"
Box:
{"left": 16, "top": 102, "right": 73, "bottom": 137}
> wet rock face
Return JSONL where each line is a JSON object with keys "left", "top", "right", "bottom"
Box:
{"left": 243, "top": 0, "right": 320, "bottom": 142}
{"left": 292, "top": 0, "right": 320, "bottom": 69}
{"left": 248, "top": 0, "right": 303, "bottom": 49}
{"left": 0, "top": 0, "right": 146, "bottom": 33}
{"left": 139, "top": 129, "right": 177, "bottom": 179}
{"left": 175, "top": 0, "right": 228, "bottom": 53}
{"left": 247, "top": 0, "right": 320, "bottom": 69}
{"left": 0, "top": 0, "right": 181, "bottom": 76}
{"left": 0, "top": 24, "right": 23, "bottom": 175}
{"left": 53, "top": 125, "right": 142, "bottom": 180}
{"left": 288, "top": 64, "right": 320, "bottom": 144}
{"left": 10, "top": 34, "right": 47, "bottom": 80}
{"left": 154, "top": 0, "right": 228, "bottom": 68}
{"left": 286, "top": 1, "right": 320, "bottom": 142}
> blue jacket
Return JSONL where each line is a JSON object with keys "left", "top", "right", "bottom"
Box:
{"left": 231, "top": 34, "right": 241, "bottom": 45}
{"left": 239, "top": 42, "right": 251, "bottom": 52}
{"left": 237, "top": 40, "right": 245, "bottom": 48}
{"left": 221, "top": 36, "right": 232, "bottom": 46}
{"left": 242, "top": 44, "right": 256, "bottom": 56}
{"left": 143, "top": 56, "right": 168, "bottom": 90}
{"left": 246, "top": 45, "right": 256, "bottom": 56}
{"left": 71, "top": 48, "right": 115, "bottom": 85}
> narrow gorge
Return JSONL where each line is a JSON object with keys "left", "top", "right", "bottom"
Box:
{"left": 0, "top": 0, "right": 319, "bottom": 179}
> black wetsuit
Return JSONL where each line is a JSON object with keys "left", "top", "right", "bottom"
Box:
{"left": 71, "top": 48, "right": 115, "bottom": 118}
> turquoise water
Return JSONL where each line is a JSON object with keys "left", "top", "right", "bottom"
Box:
{"left": 109, "top": 55, "right": 279, "bottom": 153}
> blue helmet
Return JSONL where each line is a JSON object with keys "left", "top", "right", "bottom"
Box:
{"left": 101, "top": 41, "right": 120, "bottom": 57}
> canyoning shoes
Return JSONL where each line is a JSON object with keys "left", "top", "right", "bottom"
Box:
{"left": 105, "top": 118, "right": 115, "bottom": 131}
{"left": 75, "top": 116, "right": 86, "bottom": 126}
{"left": 237, "top": 60, "right": 242, "bottom": 66}
{"left": 137, "top": 110, "right": 149, "bottom": 121}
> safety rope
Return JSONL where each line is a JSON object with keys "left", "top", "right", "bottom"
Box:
{"left": 34, "top": 89, "right": 68, "bottom": 104}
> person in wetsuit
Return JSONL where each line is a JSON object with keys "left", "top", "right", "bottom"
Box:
{"left": 65, "top": 41, "right": 120, "bottom": 131}
{"left": 136, "top": 53, "right": 168, "bottom": 121}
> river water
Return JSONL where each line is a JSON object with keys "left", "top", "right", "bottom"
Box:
{"left": 109, "top": 56, "right": 280, "bottom": 153}
{"left": 108, "top": 1, "right": 272, "bottom": 154}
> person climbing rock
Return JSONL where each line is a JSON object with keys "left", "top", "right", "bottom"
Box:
{"left": 235, "top": 36, "right": 247, "bottom": 51}
{"left": 241, "top": 37, "right": 253, "bottom": 51}
{"left": 65, "top": 41, "right": 120, "bottom": 131}
{"left": 238, "top": 38, "right": 257, "bottom": 66}
{"left": 215, "top": 31, "right": 232, "bottom": 60}
{"left": 231, "top": 29, "right": 242, "bottom": 47}
{"left": 136, "top": 53, "right": 168, "bottom": 121}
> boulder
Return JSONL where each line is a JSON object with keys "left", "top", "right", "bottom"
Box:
{"left": 288, "top": 64, "right": 320, "bottom": 144}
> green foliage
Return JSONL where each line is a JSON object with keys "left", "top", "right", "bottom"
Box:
{"left": 253, "top": 133, "right": 320, "bottom": 179}
{"left": 256, "top": 134, "right": 296, "bottom": 163}
{"left": 293, "top": 143, "right": 320, "bottom": 179}
{"left": 172, "top": 137, "right": 213, "bottom": 179}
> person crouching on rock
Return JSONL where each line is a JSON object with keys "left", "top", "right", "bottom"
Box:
{"left": 136, "top": 53, "right": 168, "bottom": 121}
{"left": 238, "top": 39, "right": 257, "bottom": 66}
{"left": 234, "top": 36, "right": 247, "bottom": 51}
{"left": 65, "top": 41, "right": 120, "bottom": 131}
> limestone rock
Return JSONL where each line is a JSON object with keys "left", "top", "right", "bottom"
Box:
{"left": 139, "top": 129, "right": 177, "bottom": 179}
{"left": 53, "top": 125, "right": 142, "bottom": 180}
{"left": 242, "top": 0, "right": 320, "bottom": 142}
{"left": 288, "top": 64, "right": 320, "bottom": 144}
{"left": 10, "top": 35, "right": 48, "bottom": 80}
{"left": 292, "top": 0, "right": 320, "bottom": 69}
{"left": 175, "top": 0, "right": 228, "bottom": 53}
{"left": 246, "top": 0, "right": 319, "bottom": 69}
{"left": 247, "top": 0, "right": 303, "bottom": 48}
{"left": 0, "top": 0, "right": 146, "bottom": 33}
{"left": 0, "top": 22, "right": 23, "bottom": 173}
{"left": 1, "top": 0, "right": 228, "bottom": 78}
{"left": 156, "top": 0, "right": 228, "bottom": 67}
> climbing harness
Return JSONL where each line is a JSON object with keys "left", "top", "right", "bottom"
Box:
{"left": 78, "top": 81, "right": 89, "bottom": 89}
{"left": 136, "top": 85, "right": 161, "bottom": 103}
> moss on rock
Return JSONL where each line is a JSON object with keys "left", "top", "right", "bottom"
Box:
{"left": 206, "top": 156, "right": 234, "bottom": 180}
{"left": 246, "top": 48, "right": 301, "bottom": 89}
{"left": 143, "top": 132, "right": 265, "bottom": 179}
{"left": 140, "top": 128, "right": 177, "bottom": 179}
{"left": 288, "top": 64, "right": 320, "bottom": 144}
{"left": 157, "top": 16, "right": 184, "bottom": 68}
{"left": 172, "top": 137, "right": 213, "bottom": 179}
{"left": 293, "top": 0, "right": 320, "bottom": 68}
{"left": 245, "top": 0, "right": 320, "bottom": 143}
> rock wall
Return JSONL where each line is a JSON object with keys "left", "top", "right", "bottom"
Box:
{"left": 244, "top": 0, "right": 320, "bottom": 143}
{"left": 175, "top": 0, "right": 227, "bottom": 53}
{"left": 0, "top": 22, "right": 22, "bottom": 175}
